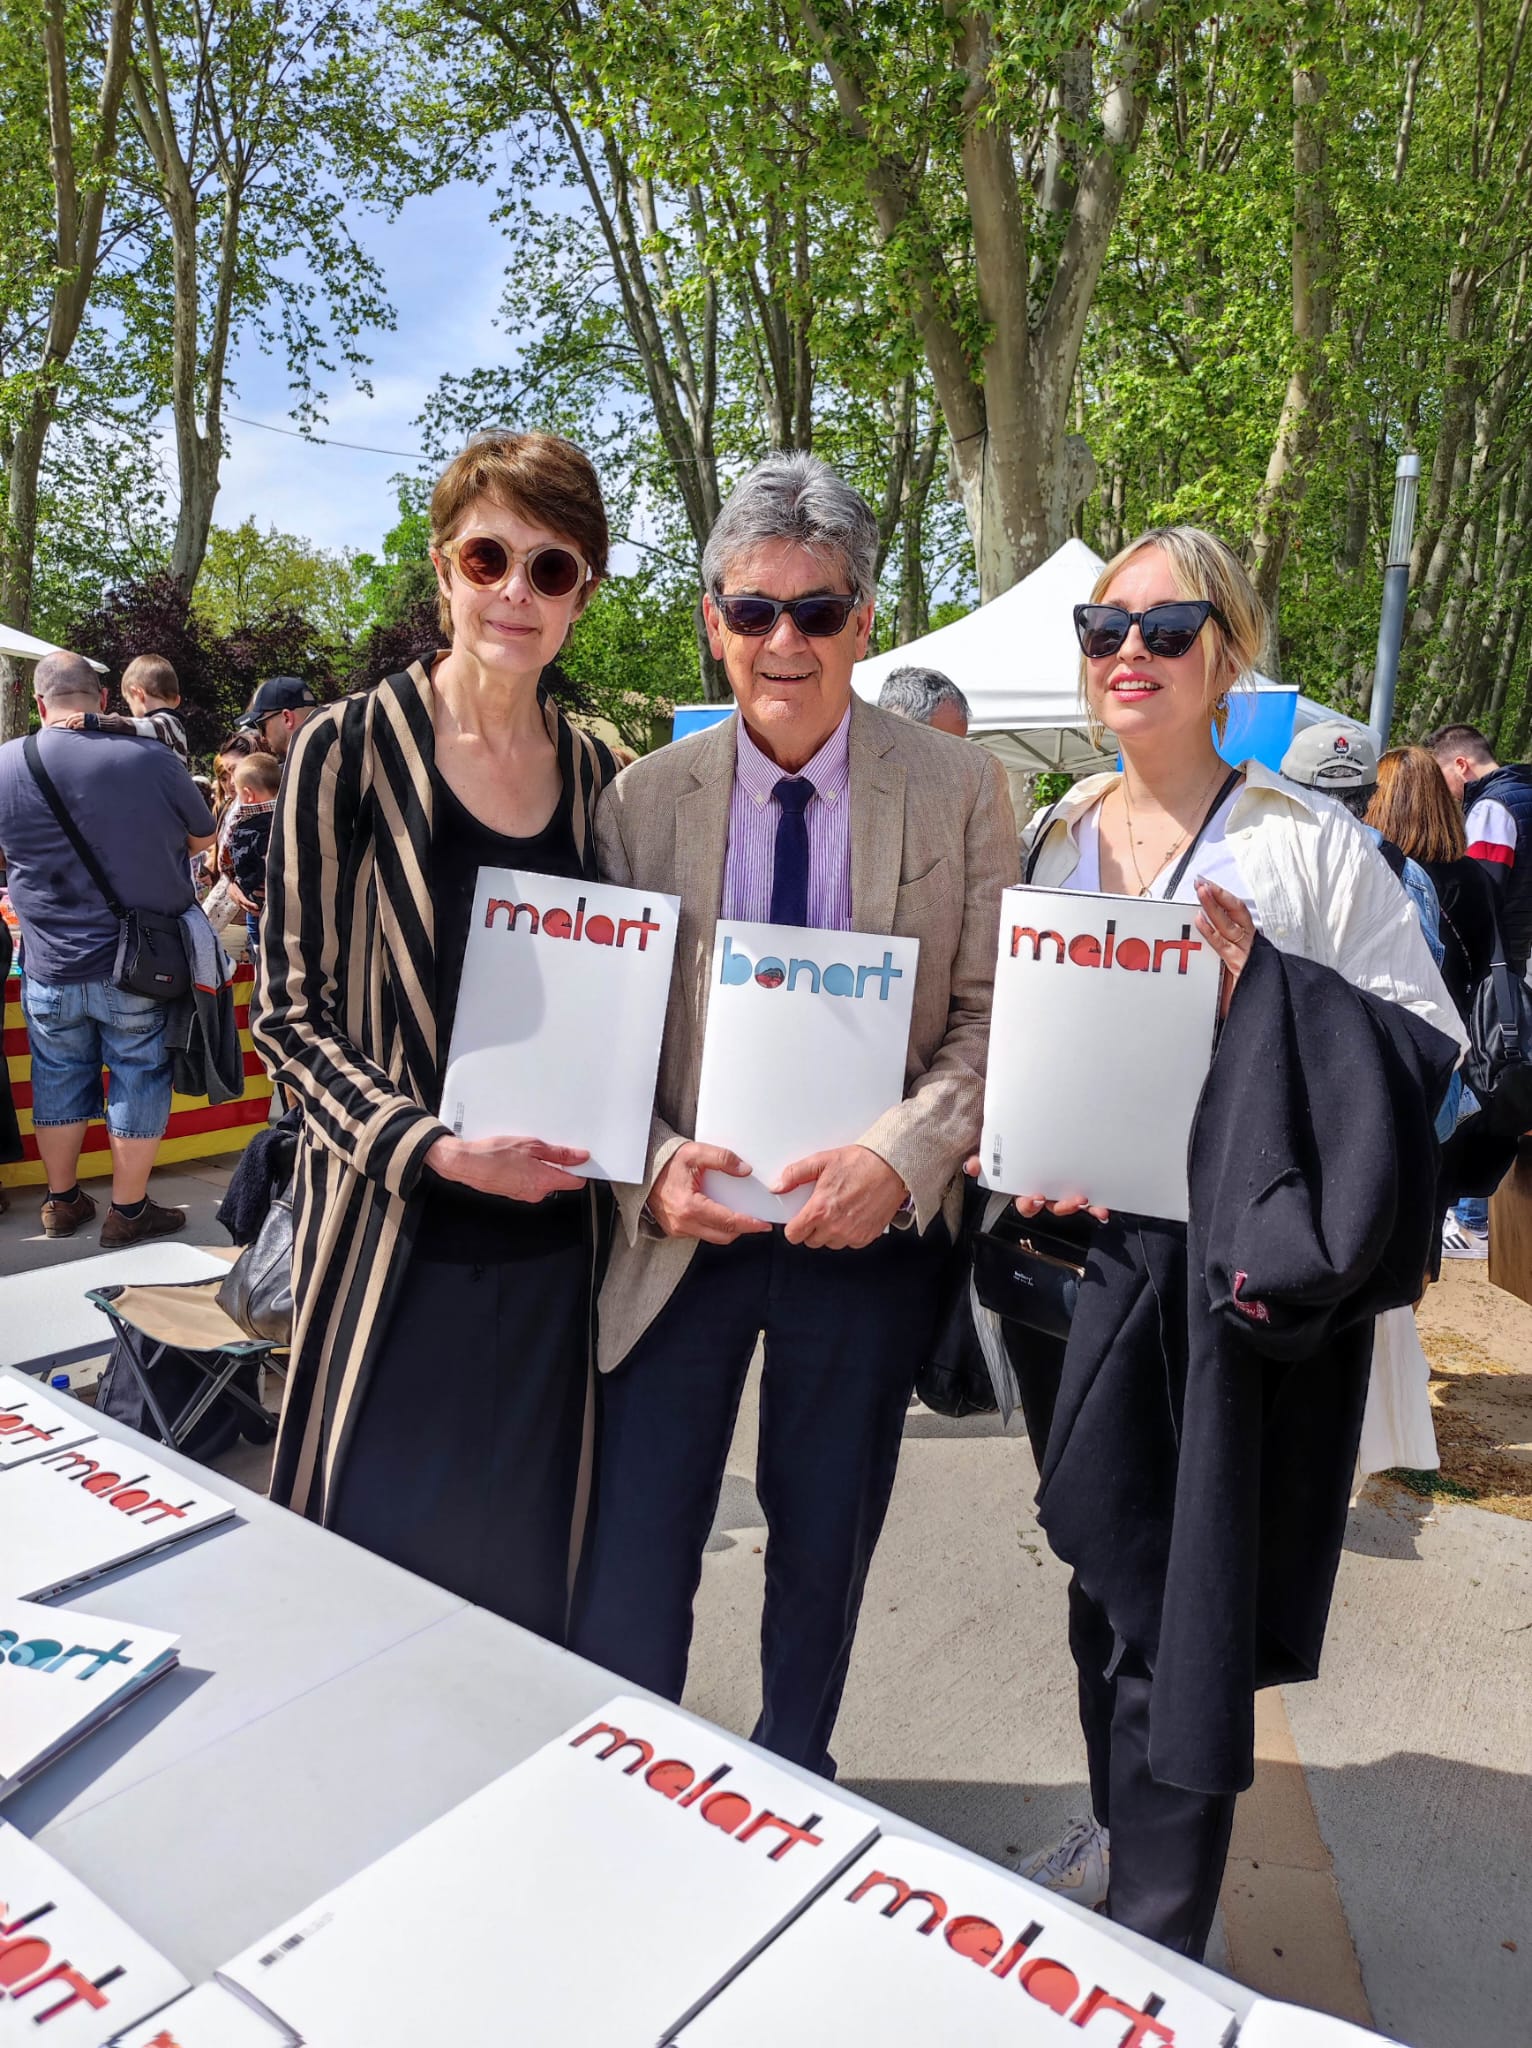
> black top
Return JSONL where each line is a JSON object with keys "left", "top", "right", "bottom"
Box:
{"left": 417, "top": 765, "right": 586, "bottom": 1262}
{"left": 1422, "top": 855, "right": 1499, "bottom": 1022}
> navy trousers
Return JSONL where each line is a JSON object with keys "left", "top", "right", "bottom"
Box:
{"left": 574, "top": 1222, "right": 948, "bottom": 1777}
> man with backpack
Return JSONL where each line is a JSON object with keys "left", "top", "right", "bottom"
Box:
{"left": 0, "top": 654, "right": 215, "bottom": 1242}
{"left": 1427, "top": 723, "right": 1532, "bottom": 977}
{"left": 1426, "top": 725, "right": 1532, "bottom": 1254}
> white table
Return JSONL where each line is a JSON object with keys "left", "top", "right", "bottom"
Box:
{"left": 7, "top": 1401, "right": 1252, "bottom": 2018}
{"left": 0, "top": 1243, "right": 237, "bottom": 1376}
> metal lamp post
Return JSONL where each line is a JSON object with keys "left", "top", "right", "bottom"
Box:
{"left": 1368, "top": 451, "right": 1422, "bottom": 749}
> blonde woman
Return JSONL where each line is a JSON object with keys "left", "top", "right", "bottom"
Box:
{"left": 983, "top": 527, "right": 1463, "bottom": 1958}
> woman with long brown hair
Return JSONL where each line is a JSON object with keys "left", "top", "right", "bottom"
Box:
{"left": 1368, "top": 745, "right": 1497, "bottom": 1026}
{"left": 1368, "top": 745, "right": 1501, "bottom": 1261}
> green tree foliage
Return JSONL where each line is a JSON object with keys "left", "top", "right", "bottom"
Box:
{"left": 64, "top": 568, "right": 333, "bottom": 758}
{"left": 351, "top": 480, "right": 437, "bottom": 634}
{"left": 559, "top": 564, "right": 702, "bottom": 748}
{"left": 13, "top": 0, "right": 1532, "bottom": 757}
{"left": 195, "top": 519, "right": 368, "bottom": 645}
{"left": 119, "top": 0, "right": 408, "bottom": 595}
{"left": 29, "top": 402, "right": 173, "bottom": 641}
{"left": 396, "top": 0, "right": 973, "bottom": 693}
{"left": 1075, "top": 3, "right": 1532, "bottom": 747}
{"left": 0, "top": 0, "right": 135, "bottom": 740}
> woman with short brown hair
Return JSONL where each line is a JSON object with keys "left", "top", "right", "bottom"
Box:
{"left": 252, "top": 430, "right": 617, "bottom": 1639}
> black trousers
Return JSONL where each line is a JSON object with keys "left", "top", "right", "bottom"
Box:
{"left": 1070, "top": 1577, "right": 1237, "bottom": 1960}
{"left": 331, "top": 1237, "right": 590, "bottom": 1644}
{"left": 573, "top": 1223, "right": 948, "bottom": 1777}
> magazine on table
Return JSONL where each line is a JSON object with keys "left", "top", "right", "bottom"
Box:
{"left": 0, "top": 1431, "right": 234, "bottom": 1601}
{"left": 0, "top": 1369, "right": 97, "bottom": 1473}
{"left": 441, "top": 868, "right": 681, "bottom": 1183}
{"left": 0, "top": 1596, "right": 179, "bottom": 1801}
{"left": 1235, "top": 2003, "right": 1390, "bottom": 2044}
{"left": 215, "top": 1696, "right": 878, "bottom": 2046}
{"left": 668, "top": 1829, "right": 1239, "bottom": 2046}
{"left": 0, "top": 1819, "right": 188, "bottom": 2045}
{"left": 979, "top": 884, "right": 1222, "bottom": 1222}
{"left": 105, "top": 1981, "right": 297, "bottom": 2047}
{"left": 694, "top": 919, "right": 920, "bottom": 1222}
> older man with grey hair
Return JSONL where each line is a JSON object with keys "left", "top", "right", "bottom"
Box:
{"left": 573, "top": 453, "right": 1018, "bottom": 1774}
{"left": 878, "top": 664, "right": 972, "bottom": 738}
{"left": 0, "top": 652, "right": 214, "bottom": 1242}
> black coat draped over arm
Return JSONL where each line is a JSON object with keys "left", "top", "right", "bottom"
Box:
{"left": 1031, "top": 935, "right": 1458, "bottom": 1795}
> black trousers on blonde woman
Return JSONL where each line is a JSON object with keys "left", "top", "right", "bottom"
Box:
{"left": 1003, "top": 1307, "right": 1236, "bottom": 1962}
{"left": 1068, "top": 1576, "right": 1237, "bottom": 1959}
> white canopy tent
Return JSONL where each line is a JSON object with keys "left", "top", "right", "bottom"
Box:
{"left": 852, "top": 538, "right": 1358, "bottom": 781}
{"left": 0, "top": 622, "right": 106, "bottom": 672}
{"left": 853, "top": 538, "right": 1115, "bottom": 776}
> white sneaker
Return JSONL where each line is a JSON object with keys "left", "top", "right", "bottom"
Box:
{"left": 1013, "top": 1815, "right": 1110, "bottom": 1907}
{"left": 1442, "top": 1220, "right": 1490, "bottom": 1261}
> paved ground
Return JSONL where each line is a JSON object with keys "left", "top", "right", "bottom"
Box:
{"left": 3, "top": 1175, "right": 1527, "bottom": 2046}
{"left": 0, "top": 1162, "right": 237, "bottom": 1283}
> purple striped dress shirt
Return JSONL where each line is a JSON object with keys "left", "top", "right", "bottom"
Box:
{"left": 720, "top": 706, "right": 854, "bottom": 930}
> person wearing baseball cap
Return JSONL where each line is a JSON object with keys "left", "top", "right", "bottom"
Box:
{"left": 1282, "top": 718, "right": 1443, "bottom": 959}
{"left": 236, "top": 676, "right": 320, "bottom": 759}
{"left": 1279, "top": 719, "right": 1379, "bottom": 812}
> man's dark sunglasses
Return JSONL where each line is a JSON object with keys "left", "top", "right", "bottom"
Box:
{"left": 716, "top": 591, "right": 859, "bottom": 638}
{"left": 1073, "top": 599, "right": 1230, "bottom": 660}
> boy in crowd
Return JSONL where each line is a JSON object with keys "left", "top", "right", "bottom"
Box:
{"left": 54, "top": 654, "right": 189, "bottom": 763}
{"left": 225, "top": 752, "right": 281, "bottom": 958}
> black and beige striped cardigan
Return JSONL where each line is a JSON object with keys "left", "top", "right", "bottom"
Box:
{"left": 251, "top": 659, "right": 615, "bottom": 1523}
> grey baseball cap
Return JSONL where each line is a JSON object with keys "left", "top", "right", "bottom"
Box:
{"left": 1280, "top": 720, "right": 1378, "bottom": 790}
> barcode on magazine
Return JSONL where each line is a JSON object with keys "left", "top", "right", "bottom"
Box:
{"left": 258, "top": 1910, "right": 334, "bottom": 1965}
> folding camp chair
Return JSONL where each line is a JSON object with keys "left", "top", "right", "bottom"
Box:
{"left": 87, "top": 1276, "right": 284, "bottom": 1456}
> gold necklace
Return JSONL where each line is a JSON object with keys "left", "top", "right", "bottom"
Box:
{"left": 1119, "top": 764, "right": 1225, "bottom": 898}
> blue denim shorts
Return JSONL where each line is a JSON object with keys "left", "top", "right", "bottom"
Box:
{"left": 21, "top": 974, "right": 173, "bottom": 1139}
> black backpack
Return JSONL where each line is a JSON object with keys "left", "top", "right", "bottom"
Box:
{"left": 96, "top": 1321, "right": 274, "bottom": 1464}
{"left": 1464, "top": 901, "right": 1532, "bottom": 1136}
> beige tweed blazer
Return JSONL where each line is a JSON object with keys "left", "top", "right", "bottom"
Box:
{"left": 595, "top": 692, "right": 1020, "bottom": 1371}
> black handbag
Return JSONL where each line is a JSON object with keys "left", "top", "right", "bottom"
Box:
{"left": 916, "top": 1180, "right": 1001, "bottom": 1417}
{"left": 216, "top": 1186, "right": 294, "bottom": 1344}
{"left": 23, "top": 734, "right": 190, "bottom": 1001}
{"left": 1464, "top": 908, "right": 1532, "bottom": 1136}
{"left": 916, "top": 1188, "right": 1087, "bottom": 1413}
{"left": 972, "top": 1215, "right": 1089, "bottom": 1339}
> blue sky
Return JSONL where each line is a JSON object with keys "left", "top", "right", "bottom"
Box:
{"left": 206, "top": 181, "right": 509, "bottom": 557}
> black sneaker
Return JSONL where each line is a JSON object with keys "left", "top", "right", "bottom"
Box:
{"left": 40, "top": 1188, "right": 98, "bottom": 1238}
{"left": 100, "top": 1199, "right": 187, "bottom": 1249}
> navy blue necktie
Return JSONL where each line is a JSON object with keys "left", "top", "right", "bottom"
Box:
{"left": 769, "top": 776, "right": 815, "bottom": 927}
